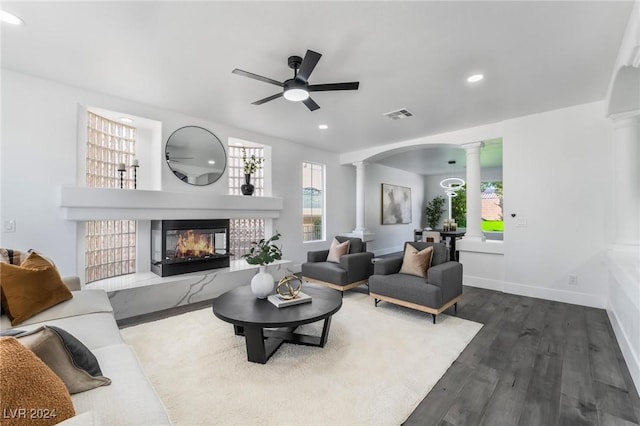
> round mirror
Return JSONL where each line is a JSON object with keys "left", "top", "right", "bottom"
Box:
{"left": 165, "top": 126, "right": 227, "bottom": 186}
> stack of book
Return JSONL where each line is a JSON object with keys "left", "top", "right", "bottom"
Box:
{"left": 267, "top": 292, "right": 312, "bottom": 308}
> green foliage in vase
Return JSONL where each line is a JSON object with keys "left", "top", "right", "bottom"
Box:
{"left": 425, "top": 195, "right": 446, "bottom": 229}
{"left": 241, "top": 147, "right": 264, "bottom": 175}
{"left": 243, "top": 232, "right": 283, "bottom": 265}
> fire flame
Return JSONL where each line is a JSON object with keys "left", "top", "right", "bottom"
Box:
{"left": 175, "top": 230, "right": 214, "bottom": 258}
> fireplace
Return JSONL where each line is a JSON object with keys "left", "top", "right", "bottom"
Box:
{"left": 151, "top": 219, "right": 230, "bottom": 277}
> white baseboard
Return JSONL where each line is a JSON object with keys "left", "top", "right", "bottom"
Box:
{"left": 607, "top": 305, "right": 640, "bottom": 396}
{"left": 463, "top": 275, "right": 606, "bottom": 309}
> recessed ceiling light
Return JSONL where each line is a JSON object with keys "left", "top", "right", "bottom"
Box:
{"left": 318, "top": 124, "right": 328, "bottom": 130}
{"left": 1, "top": 10, "right": 23, "bottom": 25}
{"left": 120, "top": 117, "right": 134, "bottom": 123}
{"left": 208, "top": 160, "right": 216, "bottom": 165}
{"left": 467, "top": 74, "right": 484, "bottom": 83}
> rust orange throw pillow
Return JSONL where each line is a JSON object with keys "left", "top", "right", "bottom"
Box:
{"left": 0, "top": 337, "right": 75, "bottom": 426}
{"left": 0, "top": 252, "right": 72, "bottom": 325}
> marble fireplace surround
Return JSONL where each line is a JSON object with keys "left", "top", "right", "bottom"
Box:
{"left": 61, "top": 186, "right": 290, "bottom": 320}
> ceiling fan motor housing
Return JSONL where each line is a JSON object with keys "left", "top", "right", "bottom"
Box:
{"left": 288, "top": 55, "right": 303, "bottom": 70}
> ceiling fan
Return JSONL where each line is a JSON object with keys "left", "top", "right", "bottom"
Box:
{"left": 232, "top": 50, "right": 359, "bottom": 111}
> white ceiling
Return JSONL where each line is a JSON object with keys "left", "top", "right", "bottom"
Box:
{"left": 1, "top": 1, "right": 632, "bottom": 174}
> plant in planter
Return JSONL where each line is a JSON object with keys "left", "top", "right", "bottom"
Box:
{"left": 243, "top": 232, "right": 282, "bottom": 298}
{"left": 240, "top": 147, "right": 264, "bottom": 196}
{"left": 425, "top": 195, "right": 446, "bottom": 229}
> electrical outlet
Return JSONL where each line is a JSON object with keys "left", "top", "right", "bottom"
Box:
{"left": 568, "top": 274, "right": 578, "bottom": 285}
{"left": 516, "top": 218, "right": 528, "bottom": 228}
{"left": 3, "top": 220, "right": 16, "bottom": 233}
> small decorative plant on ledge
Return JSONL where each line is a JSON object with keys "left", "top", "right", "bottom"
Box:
{"left": 243, "top": 232, "right": 283, "bottom": 299}
{"left": 425, "top": 195, "right": 446, "bottom": 229}
{"left": 240, "top": 147, "right": 264, "bottom": 196}
{"left": 243, "top": 232, "right": 283, "bottom": 265}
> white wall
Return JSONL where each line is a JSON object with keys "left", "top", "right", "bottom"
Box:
{"left": 0, "top": 70, "right": 355, "bottom": 275}
{"left": 500, "top": 102, "right": 612, "bottom": 308}
{"left": 363, "top": 163, "right": 425, "bottom": 255}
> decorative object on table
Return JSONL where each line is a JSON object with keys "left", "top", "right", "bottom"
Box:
{"left": 243, "top": 232, "right": 282, "bottom": 298}
{"left": 425, "top": 195, "right": 446, "bottom": 229}
{"left": 240, "top": 147, "right": 264, "bottom": 196}
{"left": 381, "top": 183, "right": 412, "bottom": 224}
{"left": 276, "top": 275, "right": 303, "bottom": 300}
{"left": 440, "top": 160, "right": 466, "bottom": 220}
{"left": 117, "top": 163, "right": 126, "bottom": 189}
{"left": 267, "top": 290, "right": 312, "bottom": 308}
{"left": 442, "top": 218, "right": 457, "bottom": 232}
{"left": 131, "top": 159, "right": 139, "bottom": 189}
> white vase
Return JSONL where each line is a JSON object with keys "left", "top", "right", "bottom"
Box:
{"left": 251, "top": 265, "right": 274, "bottom": 299}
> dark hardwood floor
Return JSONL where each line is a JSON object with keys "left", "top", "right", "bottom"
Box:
{"left": 404, "top": 286, "right": 640, "bottom": 426}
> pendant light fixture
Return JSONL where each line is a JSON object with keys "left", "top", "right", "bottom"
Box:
{"left": 440, "top": 160, "right": 466, "bottom": 220}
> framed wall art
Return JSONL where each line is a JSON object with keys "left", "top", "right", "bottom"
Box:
{"left": 381, "top": 183, "right": 412, "bottom": 224}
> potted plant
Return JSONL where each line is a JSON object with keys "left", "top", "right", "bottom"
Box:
{"left": 425, "top": 195, "right": 446, "bottom": 229}
{"left": 240, "top": 147, "right": 264, "bottom": 196}
{"left": 243, "top": 232, "right": 282, "bottom": 298}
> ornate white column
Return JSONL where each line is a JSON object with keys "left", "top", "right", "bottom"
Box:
{"left": 342, "top": 161, "right": 375, "bottom": 244}
{"left": 463, "top": 142, "right": 484, "bottom": 241}
{"left": 610, "top": 112, "right": 640, "bottom": 245}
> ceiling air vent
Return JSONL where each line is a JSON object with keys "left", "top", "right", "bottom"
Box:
{"left": 383, "top": 108, "right": 414, "bottom": 120}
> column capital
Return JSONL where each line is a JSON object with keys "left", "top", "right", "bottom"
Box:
{"left": 352, "top": 161, "right": 368, "bottom": 168}
{"left": 461, "top": 141, "right": 485, "bottom": 151}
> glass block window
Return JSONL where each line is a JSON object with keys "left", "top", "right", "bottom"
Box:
{"left": 227, "top": 144, "right": 265, "bottom": 259}
{"left": 228, "top": 145, "right": 264, "bottom": 196}
{"left": 85, "top": 111, "right": 137, "bottom": 283}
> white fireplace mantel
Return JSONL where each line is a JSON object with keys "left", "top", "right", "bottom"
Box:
{"left": 59, "top": 186, "right": 284, "bottom": 221}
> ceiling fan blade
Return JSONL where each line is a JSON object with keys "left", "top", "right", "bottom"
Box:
{"left": 232, "top": 69, "right": 283, "bottom": 87}
{"left": 308, "top": 82, "right": 360, "bottom": 92}
{"left": 303, "top": 97, "right": 320, "bottom": 111}
{"left": 296, "top": 50, "right": 322, "bottom": 82}
{"left": 252, "top": 92, "right": 283, "bottom": 105}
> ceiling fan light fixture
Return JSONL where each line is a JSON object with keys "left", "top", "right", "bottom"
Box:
{"left": 283, "top": 88, "right": 309, "bottom": 102}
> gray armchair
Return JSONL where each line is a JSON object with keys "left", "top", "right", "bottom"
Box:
{"left": 368, "top": 241, "right": 462, "bottom": 323}
{"left": 301, "top": 236, "right": 374, "bottom": 292}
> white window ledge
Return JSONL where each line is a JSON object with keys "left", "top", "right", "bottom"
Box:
{"left": 457, "top": 239, "right": 505, "bottom": 255}
{"left": 59, "top": 186, "right": 283, "bottom": 221}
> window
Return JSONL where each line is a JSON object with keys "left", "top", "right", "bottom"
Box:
{"left": 303, "top": 162, "right": 325, "bottom": 241}
{"left": 481, "top": 181, "right": 503, "bottom": 232}
{"left": 227, "top": 143, "right": 265, "bottom": 258}
{"left": 85, "top": 112, "right": 137, "bottom": 283}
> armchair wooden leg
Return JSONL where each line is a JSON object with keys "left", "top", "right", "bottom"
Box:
{"left": 454, "top": 302, "right": 458, "bottom": 313}
{"left": 374, "top": 298, "right": 380, "bottom": 307}
{"left": 432, "top": 314, "right": 436, "bottom": 324}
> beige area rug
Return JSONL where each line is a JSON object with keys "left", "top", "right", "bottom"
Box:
{"left": 121, "top": 291, "right": 482, "bottom": 426}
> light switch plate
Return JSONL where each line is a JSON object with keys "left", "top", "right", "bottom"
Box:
{"left": 3, "top": 220, "right": 16, "bottom": 233}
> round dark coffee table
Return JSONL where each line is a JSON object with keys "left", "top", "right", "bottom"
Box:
{"left": 213, "top": 284, "right": 342, "bottom": 364}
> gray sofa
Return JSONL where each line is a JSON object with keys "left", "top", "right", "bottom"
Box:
{"left": 368, "top": 242, "right": 462, "bottom": 323}
{"left": 1, "top": 277, "right": 171, "bottom": 425}
{"left": 301, "top": 236, "right": 374, "bottom": 291}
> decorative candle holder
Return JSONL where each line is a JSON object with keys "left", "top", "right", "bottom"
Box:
{"left": 131, "top": 159, "right": 139, "bottom": 189}
{"left": 117, "top": 163, "right": 126, "bottom": 189}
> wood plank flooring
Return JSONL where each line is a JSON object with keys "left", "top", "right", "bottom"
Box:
{"left": 404, "top": 286, "right": 640, "bottom": 426}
